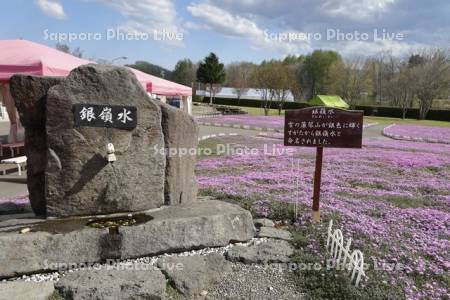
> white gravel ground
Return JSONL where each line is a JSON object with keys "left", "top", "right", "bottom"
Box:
{"left": 1, "top": 238, "right": 269, "bottom": 284}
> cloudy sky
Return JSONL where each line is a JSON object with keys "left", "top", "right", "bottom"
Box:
{"left": 1, "top": 0, "right": 449, "bottom": 69}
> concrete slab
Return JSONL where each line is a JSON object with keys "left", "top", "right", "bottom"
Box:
{"left": 0, "top": 200, "right": 254, "bottom": 278}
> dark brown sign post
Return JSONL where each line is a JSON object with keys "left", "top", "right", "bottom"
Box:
{"left": 284, "top": 107, "right": 363, "bottom": 223}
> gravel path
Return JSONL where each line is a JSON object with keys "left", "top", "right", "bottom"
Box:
{"left": 167, "top": 262, "right": 304, "bottom": 300}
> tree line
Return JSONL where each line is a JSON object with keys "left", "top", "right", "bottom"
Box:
{"left": 55, "top": 43, "right": 450, "bottom": 119}
{"left": 170, "top": 50, "right": 450, "bottom": 119}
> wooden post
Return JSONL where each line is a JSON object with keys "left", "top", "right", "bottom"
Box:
{"left": 312, "top": 146, "right": 323, "bottom": 223}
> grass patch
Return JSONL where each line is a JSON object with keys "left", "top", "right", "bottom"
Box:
{"left": 199, "top": 189, "right": 255, "bottom": 212}
{"left": 349, "top": 180, "right": 387, "bottom": 190}
{"left": 236, "top": 106, "right": 285, "bottom": 116}
{"left": 290, "top": 221, "right": 406, "bottom": 300}
{"left": 165, "top": 280, "right": 180, "bottom": 298}
{"left": 336, "top": 191, "right": 440, "bottom": 209}
{"left": 382, "top": 195, "right": 433, "bottom": 209}
{"left": 197, "top": 138, "right": 225, "bottom": 158}
{"left": 365, "top": 116, "right": 450, "bottom": 128}
{"left": 47, "top": 291, "right": 64, "bottom": 300}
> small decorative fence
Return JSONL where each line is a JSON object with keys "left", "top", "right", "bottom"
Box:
{"left": 326, "top": 220, "right": 367, "bottom": 287}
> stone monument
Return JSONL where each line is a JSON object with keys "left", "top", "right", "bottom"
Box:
{"left": 0, "top": 64, "right": 254, "bottom": 279}
{"left": 10, "top": 64, "right": 197, "bottom": 216}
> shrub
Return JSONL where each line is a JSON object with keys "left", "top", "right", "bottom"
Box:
{"left": 355, "top": 105, "right": 450, "bottom": 121}
{"left": 197, "top": 96, "right": 310, "bottom": 110}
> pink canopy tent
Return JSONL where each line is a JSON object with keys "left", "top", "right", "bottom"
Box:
{"left": 0, "top": 39, "right": 192, "bottom": 143}
{"left": 130, "top": 68, "right": 192, "bottom": 97}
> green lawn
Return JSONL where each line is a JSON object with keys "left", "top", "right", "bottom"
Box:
{"left": 235, "top": 106, "right": 285, "bottom": 116}
{"left": 230, "top": 105, "right": 450, "bottom": 127}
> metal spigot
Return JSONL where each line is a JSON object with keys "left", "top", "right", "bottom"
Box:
{"left": 107, "top": 143, "right": 117, "bottom": 163}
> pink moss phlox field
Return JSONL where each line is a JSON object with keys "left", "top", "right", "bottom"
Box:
{"left": 0, "top": 195, "right": 29, "bottom": 205}
{"left": 385, "top": 124, "right": 450, "bottom": 144}
{"left": 197, "top": 137, "right": 450, "bottom": 299}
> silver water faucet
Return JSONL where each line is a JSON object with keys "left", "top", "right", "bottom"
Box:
{"left": 107, "top": 143, "right": 117, "bottom": 163}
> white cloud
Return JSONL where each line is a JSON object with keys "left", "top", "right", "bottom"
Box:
{"left": 187, "top": 3, "right": 311, "bottom": 54}
{"left": 321, "top": 0, "right": 396, "bottom": 20}
{"left": 95, "top": 0, "right": 183, "bottom": 46}
{"left": 183, "top": 21, "right": 208, "bottom": 31}
{"left": 36, "top": 0, "right": 66, "bottom": 19}
{"left": 338, "top": 39, "right": 424, "bottom": 57}
{"left": 210, "top": 0, "right": 397, "bottom": 20}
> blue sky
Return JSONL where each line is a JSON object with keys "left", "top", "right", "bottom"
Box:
{"left": 1, "top": 0, "right": 449, "bottom": 69}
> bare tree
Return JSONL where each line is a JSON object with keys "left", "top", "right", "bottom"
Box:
{"left": 55, "top": 43, "right": 83, "bottom": 58}
{"left": 287, "top": 63, "right": 303, "bottom": 102}
{"left": 251, "top": 63, "right": 275, "bottom": 116}
{"left": 270, "top": 63, "right": 295, "bottom": 115}
{"left": 412, "top": 49, "right": 450, "bottom": 119}
{"left": 71, "top": 47, "right": 83, "bottom": 58}
{"left": 251, "top": 61, "right": 296, "bottom": 116}
{"left": 226, "top": 62, "right": 255, "bottom": 104}
{"left": 206, "top": 84, "right": 223, "bottom": 102}
{"left": 385, "top": 61, "right": 416, "bottom": 119}
{"left": 327, "top": 56, "right": 372, "bottom": 108}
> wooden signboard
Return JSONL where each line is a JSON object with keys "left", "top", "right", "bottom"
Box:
{"left": 284, "top": 107, "right": 363, "bottom": 222}
{"left": 73, "top": 104, "right": 137, "bottom": 129}
{"left": 284, "top": 107, "right": 363, "bottom": 148}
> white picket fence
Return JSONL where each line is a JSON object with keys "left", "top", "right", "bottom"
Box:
{"left": 326, "top": 220, "right": 367, "bottom": 287}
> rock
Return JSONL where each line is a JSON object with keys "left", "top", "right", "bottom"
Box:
{"left": 0, "top": 281, "right": 55, "bottom": 300}
{"left": 55, "top": 266, "right": 166, "bottom": 300}
{"left": 253, "top": 218, "right": 275, "bottom": 228}
{"left": 44, "top": 64, "right": 166, "bottom": 216}
{"left": 257, "top": 227, "right": 292, "bottom": 241}
{"left": 225, "top": 239, "right": 294, "bottom": 264}
{"left": 9, "top": 75, "right": 63, "bottom": 216}
{"left": 157, "top": 102, "right": 198, "bottom": 205}
{"left": 0, "top": 200, "right": 254, "bottom": 278}
{"left": 157, "top": 253, "right": 231, "bottom": 296}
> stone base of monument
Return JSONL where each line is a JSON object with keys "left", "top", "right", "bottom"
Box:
{"left": 0, "top": 200, "right": 254, "bottom": 279}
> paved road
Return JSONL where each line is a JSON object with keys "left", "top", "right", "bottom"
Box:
{"left": 199, "top": 125, "right": 263, "bottom": 138}
{"left": 0, "top": 174, "right": 27, "bottom": 198}
{"left": 363, "top": 124, "right": 390, "bottom": 140}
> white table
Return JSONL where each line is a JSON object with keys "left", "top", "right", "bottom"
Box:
{"left": 1, "top": 156, "right": 27, "bottom": 175}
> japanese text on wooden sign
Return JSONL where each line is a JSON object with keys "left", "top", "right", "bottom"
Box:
{"left": 284, "top": 107, "right": 363, "bottom": 148}
{"left": 73, "top": 104, "right": 137, "bottom": 129}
